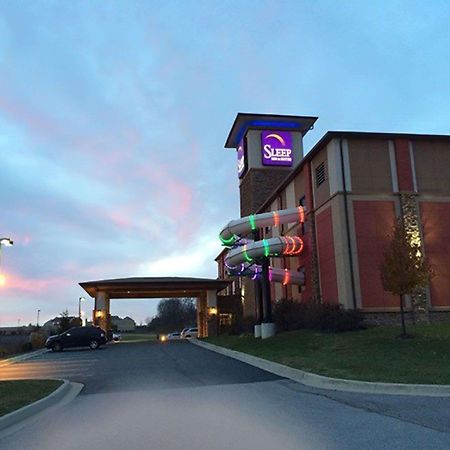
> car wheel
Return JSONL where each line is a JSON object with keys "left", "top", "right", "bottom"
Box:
{"left": 89, "top": 340, "right": 99, "bottom": 350}
{"left": 52, "top": 342, "right": 63, "bottom": 352}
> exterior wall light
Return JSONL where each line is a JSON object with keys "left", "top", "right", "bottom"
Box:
{"left": 208, "top": 307, "right": 218, "bottom": 316}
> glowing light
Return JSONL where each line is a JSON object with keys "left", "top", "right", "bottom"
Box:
{"left": 283, "top": 236, "right": 295, "bottom": 255}
{"left": 273, "top": 211, "right": 280, "bottom": 227}
{"left": 249, "top": 215, "right": 257, "bottom": 231}
{"left": 298, "top": 206, "right": 305, "bottom": 223}
{"left": 208, "top": 307, "right": 218, "bottom": 316}
{"left": 262, "top": 239, "right": 270, "bottom": 257}
{"left": 243, "top": 245, "right": 253, "bottom": 263}
{"left": 291, "top": 237, "right": 304, "bottom": 255}
{"left": 268, "top": 267, "right": 273, "bottom": 282}
{"left": 283, "top": 268, "right": 290, "bottom": 285}
{"left": 265, "top": 133, "right": 286, "bottom": 146}
{"left": 220, "top": 234, "right": 236, "bottom": 246}
{"left": 0, "top": 274, "right": 6, "bottom": 286}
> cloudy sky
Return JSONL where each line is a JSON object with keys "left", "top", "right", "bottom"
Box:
{"left": 1, "top": 1, "right": 449, "bottom": 326}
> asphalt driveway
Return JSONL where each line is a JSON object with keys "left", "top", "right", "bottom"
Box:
{"left": 1, "top": 339, "right": 450, "bottom": 449}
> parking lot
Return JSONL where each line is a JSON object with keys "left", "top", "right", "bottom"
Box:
{"left": 0, "top": 339, "right": 280, "bottom": 395}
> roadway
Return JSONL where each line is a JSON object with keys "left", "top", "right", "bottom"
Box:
{"left": 1, "top": 339, "right": 450, "bottom": 449}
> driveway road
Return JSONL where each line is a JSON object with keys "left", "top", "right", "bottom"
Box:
{"left": 1, "top": 340, "right": 450, "bottom": 449}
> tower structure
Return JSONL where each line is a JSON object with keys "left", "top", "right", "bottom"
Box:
{"left": 224, "top": 113, "right": 317, "bottom": 318}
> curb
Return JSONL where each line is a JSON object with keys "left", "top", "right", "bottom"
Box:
{"left": 0, "top": 379, "right": 83, "bottom": 435}
{"left": 191, "top": 339, "right": 450, "bottom": 397}
{"left": 0, "top": 349, "right": 47, "bottom": 368}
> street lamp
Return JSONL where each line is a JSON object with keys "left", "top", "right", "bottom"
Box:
{"left": 79, "top": 297, "right": 85, "bottom": 325}
{"left": 0, "top": 237, "right": 13, "bottom": 286}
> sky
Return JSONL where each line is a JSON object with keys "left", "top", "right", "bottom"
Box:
{"left": 1, "top": 0, "right": 450, "bottom": 326}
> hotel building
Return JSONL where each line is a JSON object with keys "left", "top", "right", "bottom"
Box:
{"left": 217, "top": 113, "right": 450, "bottom": 325}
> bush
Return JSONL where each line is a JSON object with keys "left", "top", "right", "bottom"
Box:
{"left": 30, "top": 331, "right": 48, "bottom": 349}
{"left": 273, "top": 298, "right": 304, "bottom": 331}
{"left": 274, "top": 299, "right": 364, "bottom": 333}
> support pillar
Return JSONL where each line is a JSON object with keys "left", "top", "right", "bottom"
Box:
{"left": 206, "top": 289, "right": 219, "bottom": 337}
{"left": 93, "top": 291, "right": 111, "bottom": 337}
{"left": 196, "top": 293, "right": 208, "bottom": 338}
{"left": 253, "top": 229, "right": 262, "bottom": 338}
{"left": 261, "top": 257, "right": 276, "bottom": 339}
{"left": 254, "top": 280, "right": 262, "bottom": 338}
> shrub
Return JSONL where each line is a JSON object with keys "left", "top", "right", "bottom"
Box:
{"left": 273, "top": 298, "right": 304, "bottom": 331}
{"left": 274, "top": 299, "right": 364, "bottom": 333}
{"left": 30, "top": 331, "right": 48, "bottom": 349}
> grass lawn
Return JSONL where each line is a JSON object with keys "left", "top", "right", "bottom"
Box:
{"left": 119, "top": 333, "right": 157, "bottom": 343}
{"left": 0, "top": 380, "right": 63, "bottom": 417}
{"left": 205, "top": 324, "right": 450, "bottom": 384}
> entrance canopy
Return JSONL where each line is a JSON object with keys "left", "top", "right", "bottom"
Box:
{"left": 79, "top": 277, "right": 231, "bottom": 337}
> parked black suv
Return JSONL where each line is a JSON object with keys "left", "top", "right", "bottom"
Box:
{"left": 46, "top": 326, "right": 107, "bottom": 352}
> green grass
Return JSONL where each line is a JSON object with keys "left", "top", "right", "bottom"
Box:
{"left": 205, "top": 324, "right": 450, "bottom": 384}
{"left": 0, "top": 380, "right": 63, "bottom": 417}
{"left": 119, "top": 333, "right": 157, "bottom": 343}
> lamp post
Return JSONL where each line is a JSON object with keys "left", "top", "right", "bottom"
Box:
{"left": 37, "top": 309, "right": 40, "bottom": 327}
{"left": 79, "top": 297, "right": 85, "bottom": 325}
{"left": 0, "top": 238, "right": 13, "bottom": 283}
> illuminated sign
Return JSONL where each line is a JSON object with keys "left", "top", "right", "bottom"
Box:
{"left": 261, "top": 131, "right": 293, "bottom": 167}
{"left": 237, "top": 139, "right": 247, "bottom": 178}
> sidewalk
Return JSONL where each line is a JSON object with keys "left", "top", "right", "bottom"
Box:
{"left": 191, "top": 339, "right": 450, "bottom": 397}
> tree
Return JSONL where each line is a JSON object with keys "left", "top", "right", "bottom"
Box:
{"left": 150, "top": 298, "right": 197, "bottom": 333}
{"left": 380, "top": 218, "right": 434, "bottom": 336}
{"left": 58, "top": 310, "right": 71, "bottom": 334}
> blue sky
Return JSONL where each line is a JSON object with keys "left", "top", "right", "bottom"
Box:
{"left": 1, "top": 0, "right": 449, "bottom": 326}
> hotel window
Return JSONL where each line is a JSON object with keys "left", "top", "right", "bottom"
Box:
{"left": 315, "top": 162, "right": 326, "bottom": 187}
{"left": 219, "top": 313, "right": 232, "bottom": 326}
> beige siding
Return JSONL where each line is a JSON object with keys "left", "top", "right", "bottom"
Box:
{"left": 348, "top": 139, "right": 392, "bottom": 193}
{"left": 414, "top": 140, "right": 450, "bottom": 195}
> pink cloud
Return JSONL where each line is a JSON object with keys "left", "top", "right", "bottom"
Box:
{"left": 0, "top": 93, "right": 62, "bottom": 140}
{"left": 0, "top": 271, "right": 67, "bottom": 294}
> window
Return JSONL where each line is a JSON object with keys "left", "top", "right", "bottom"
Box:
{"left": 315, "top": 162, "right": 326, "bottom": 187}
{"left": 219, "top": 314, "right": 232, "bottom": 326}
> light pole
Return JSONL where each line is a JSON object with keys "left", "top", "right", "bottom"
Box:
{"left": 79, "top": 297, "right": 85, "bottom": 325}
{"left": 0, "top": 238, "right": 13, "bottom": 285}
{"left": 37, "top": 309, "right": 40, "bottom": 327}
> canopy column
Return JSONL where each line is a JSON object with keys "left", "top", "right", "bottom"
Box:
{"left": 206, "top": 289, "right": 219, "bottom": 337}
{"left": 196, "top": 293, "right": 208, "bottom": 338}
{"left": 93, "top": 291, "right": 111, "bottom": 335}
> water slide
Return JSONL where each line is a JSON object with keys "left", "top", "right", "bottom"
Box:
{"left": 219, "top": 206, "right": 306, "bottom": 285}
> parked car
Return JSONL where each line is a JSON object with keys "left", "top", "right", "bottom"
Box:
{"left": 167, "top": 332, "right": 181, "bottom": 340}
{"left": 45, "top": 326, "right": 107, "bottom": 352}
{"left": 181, "top": 327, "right": 198, "bottom": 339}
{"left": 180, "top": 328, "right": 190, "bottom": 338}
{"left": 112, "top": 332, "right": 121, "bottom": 342}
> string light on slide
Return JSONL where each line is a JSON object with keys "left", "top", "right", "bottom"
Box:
{"left": 273, "top": 211, "right": 280, "bottom": 227}
{"left": 282, "top": 268, "right": 290, "bottom": 285}
{"left": 262, "top": 239, "right": 270, "bottom": 257}
{"left": 298, "top": 206, "right": 305, "bottom": 223}
{"left": 220, "top": 234, "right": 236, "bottom": 246}
{"left": 243, "top": 244, "right": 253, "bottom": 263}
